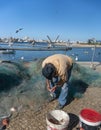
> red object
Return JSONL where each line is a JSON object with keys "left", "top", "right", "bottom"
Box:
{"left": 80, "top": 128, "right": 84, "bottom": 130}
{"left": 80, "top": 108, "right": 101, "bottom": 123}
{"left": 2, "top": 118, "right": 9, "bottom": 126}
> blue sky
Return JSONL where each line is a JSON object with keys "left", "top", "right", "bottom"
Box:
{"left": 0, "top": 0, "right": 101, "bottom": 41}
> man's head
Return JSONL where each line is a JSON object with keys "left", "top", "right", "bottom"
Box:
{"left": 42, "top": 63, "right": 56, "bottom": 80}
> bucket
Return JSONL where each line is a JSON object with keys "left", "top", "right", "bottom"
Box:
{"left": 79, "top": 108, "right": 101, "bottom": 130}
{"left": 46, "top": 110, "right": 69, "bottom": 130}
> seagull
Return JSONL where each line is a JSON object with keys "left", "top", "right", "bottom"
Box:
{"left": 75, "top": 56, "right": 78, "bottom": 61}
{"left": 21, "top": 56, "right": 24, "bottom": 60}
{"left": 15, "top": 28, "right": 23, "bottom": 33}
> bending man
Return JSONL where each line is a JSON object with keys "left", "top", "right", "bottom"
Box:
{"left": 42, "top": 54, "right": 73, "bottom": 109}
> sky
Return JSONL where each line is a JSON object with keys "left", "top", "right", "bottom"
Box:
{"left": 0, "top": 0, "right": 101, "bottom": 41}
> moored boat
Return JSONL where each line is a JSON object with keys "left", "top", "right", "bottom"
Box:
{"left": 0, "top": 49, "right": 15, "bottom": 54}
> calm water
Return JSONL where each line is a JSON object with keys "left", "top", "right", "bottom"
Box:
{"left": 0, "top": 43, "right": 101, "bottom": 62}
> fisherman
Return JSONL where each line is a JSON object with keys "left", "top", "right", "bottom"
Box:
{"left": 42, "top": 54, "right": 73, "bottom": 109}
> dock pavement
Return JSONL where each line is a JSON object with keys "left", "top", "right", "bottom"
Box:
{"left": 77, "top": 61, "right": 101, "bottom": 72}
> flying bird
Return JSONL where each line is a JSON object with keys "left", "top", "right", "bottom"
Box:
{"left": 15, "top": 28, "right": 23, "bottom": 33}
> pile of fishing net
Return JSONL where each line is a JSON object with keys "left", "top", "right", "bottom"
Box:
{"left": 0, "top": 59, "right": 101, "bottom": 117}
{"left": 0, "top": 59, "right": 47, "bottom": 117}
{"left": 69, "top": 63, "right": 101, "bottom": 99}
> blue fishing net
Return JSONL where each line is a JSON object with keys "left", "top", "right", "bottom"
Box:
{"left": 0, "top": 59, "right": 101, "bottom": 117}
{"left": 68, "top": 63, "right": 101, "bottom": 99}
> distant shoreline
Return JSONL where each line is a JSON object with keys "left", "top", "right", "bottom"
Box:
{"left": 72, "top": 44, "right": 101, "bottom": 48}
{"left": 55, "top": 43, "right": 101, "bottom": 48}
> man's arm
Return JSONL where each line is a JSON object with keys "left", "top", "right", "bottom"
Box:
{"left": 46, "top": 79, "right": 51, "bottom": 91}
{"left": 46, "top": 79, "right": 57, "bottom": 92}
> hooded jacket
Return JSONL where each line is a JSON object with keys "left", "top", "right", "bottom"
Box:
{"left": 42, "top": 54, "right": 73, "bottom": 83}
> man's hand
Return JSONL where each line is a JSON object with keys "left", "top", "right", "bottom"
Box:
{"left": 46, "top": 79, "right": 57, "bottom": 92}
{"left": 47, "top": 85, "right": 51, "bottom": 91}
{"left": 50, "top": 86, "right": 57, "bottom": 92}
{"left": 47, "top": 86, "right": 56, "bottom": 92}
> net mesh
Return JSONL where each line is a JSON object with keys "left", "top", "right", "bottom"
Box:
{"left": 0, "top": 59, "right": 101, "bottom": 117}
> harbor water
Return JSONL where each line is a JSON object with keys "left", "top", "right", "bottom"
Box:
{"left": 0, "top": 43, "right": 101, "bottom": 62}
